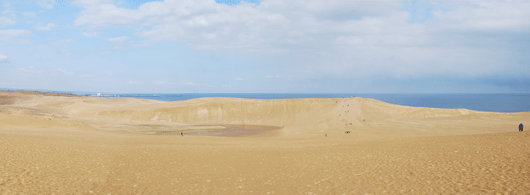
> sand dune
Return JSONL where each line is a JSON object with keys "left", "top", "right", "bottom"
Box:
{"left": 9, "top": 91, "right": 527, "bottom": 137}
{"left": 1, "top": 91, "right": 529, "bottom": 194}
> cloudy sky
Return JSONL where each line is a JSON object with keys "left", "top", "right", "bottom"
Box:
{"left": 0, "top": 0, "right": 529, "bottom": 93}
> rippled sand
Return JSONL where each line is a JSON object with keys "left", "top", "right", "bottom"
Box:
{"left": 1, "top": 91, "right": 529, "bottom": 194}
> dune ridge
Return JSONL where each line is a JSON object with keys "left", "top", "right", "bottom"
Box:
{"left": 7, "top": 91, "right": 525, "bottom": 138}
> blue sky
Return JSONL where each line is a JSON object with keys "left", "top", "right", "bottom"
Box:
{"left": 0, "top": 0, "right": 529, "bottom": 93}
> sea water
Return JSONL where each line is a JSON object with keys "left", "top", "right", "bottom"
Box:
{"left": 90, "top": 93, "right": 530, "bottom": 113}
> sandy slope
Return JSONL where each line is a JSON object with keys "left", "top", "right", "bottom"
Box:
{"left": 1, "top": 91, "right": 529, "bottom": 194}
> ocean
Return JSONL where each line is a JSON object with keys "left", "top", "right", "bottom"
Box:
{"left": 87, "top": 93, "right": 530, "bottom": 113}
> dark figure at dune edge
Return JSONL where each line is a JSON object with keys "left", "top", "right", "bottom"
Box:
{"left": 519, "top": 123, "right": 524, "bottom": 132}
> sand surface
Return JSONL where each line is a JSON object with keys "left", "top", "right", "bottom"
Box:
{"left": 1, "top": 91, "right": 529, "bottom": 194}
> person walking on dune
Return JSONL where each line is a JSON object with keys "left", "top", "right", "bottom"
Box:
{"left": 519, "top": 123, "right": 524, "bottom": 132}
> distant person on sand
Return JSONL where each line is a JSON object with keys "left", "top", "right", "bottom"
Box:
{"left": 519, "top": 123, "right": 524, "bottom": 132}
{"left": 181, "top": 132, "right": 184, "bottom": 137}
{"left": 325, "top": 134, "right": 327, "bottom": 137}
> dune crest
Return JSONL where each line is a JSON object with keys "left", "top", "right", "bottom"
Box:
{"left": 2, "top": 91, "right": 528, "bottom": 138}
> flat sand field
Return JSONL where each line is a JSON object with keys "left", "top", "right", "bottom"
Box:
{"left": 1, "top": 91, "right": 529, "bottom": 194}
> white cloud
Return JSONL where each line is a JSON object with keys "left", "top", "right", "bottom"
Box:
{"left": 72, "top": 0, "right": 530, "bottom": 78}
{"left": 265, "top": 75, "right": 282, "bottom": 78}
{"left": 53, "top": 39, "right": 73, "bottom": 46}
{"left": 1, "top": 10, "right": 15, "bottom": 17}
{"left": 34, "top": 23, "right": 57, "bottom": 31}
{"left": 107, "top": 36, "right": 129, "bottom": 43}
{"left": 23, "top": 12, "right": 36, "bottom": 17}
{"left": 0, "top": 29, "right": 32, "bottom": 37}
{"left": 0, "top": 16, "right": 15, "bottom": 27}
{"left": 128, "top": 81, "right": 138, "bottom": 85}
{"left": 235, "top": 78, "right": 244, "bottom": 81}
{"left": 33, "top": 45, "right": 49, "bottom": 50}
{"left": 56, "top": 68, "right": 74, "bottom": 75}
{"left": 0, "top": 54, "right": 7, "bottom": 63}
{"left": 62, "top": 24, "right": 74, "bottom": 29}
{"left": 36, "top": 0, "right": 56, "bottom": 9}
{"left": 18, "top": 66, "right": 43, "bottom": 74}
{"left": 72, "top": 0, "right": 403, "bottom": 53}
{"left": 17, "top": 39, "right": 32, "bottom": 44}
{"left": 181, "top": 81, "right": 211, "bottom": 87}
{"left": 182, "top": 81, "right": 197, "bottom": 86}
{"left": 82, "top": 32, "right": 99, "bottom": 37}
{"left": 153, "top": 81, "right": 176, "bottom": 85}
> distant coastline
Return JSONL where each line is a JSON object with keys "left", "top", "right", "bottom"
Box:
{"left": 1, "top": 90, "right": 529, "bottom": 113}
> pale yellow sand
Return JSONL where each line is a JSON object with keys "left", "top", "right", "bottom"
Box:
{"left": 1, "top": 91, "right": 529, "bottom": 194}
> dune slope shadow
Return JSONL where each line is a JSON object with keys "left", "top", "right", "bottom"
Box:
{"left": 0, "top": 96, "right": 15, "bottom": 105}
{"left": 182, "top": 125, "right": 283, "bottom": 137}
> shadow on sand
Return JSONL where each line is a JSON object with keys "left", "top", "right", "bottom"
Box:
{"left": 158, "top": 124, "right": 283, "bottom": 137}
